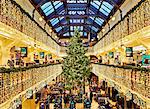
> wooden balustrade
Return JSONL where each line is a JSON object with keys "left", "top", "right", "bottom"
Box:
{"left": 0, "top": 64, "right": 62, "bottom": 105}
{"left": 92, "top": 64, "right": 150, "bottom": 108}
{"left": 0, "top": 0, "right": 59, "bottom": 50}
{"left": 94, "top": 0, "right": 150, "bottom": 51}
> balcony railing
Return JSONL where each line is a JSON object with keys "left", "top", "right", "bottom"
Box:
{"left": 94, "top": 0, "right": 150, "bottom": 51}
{"left": 0, "top": 64, "right": 62, "bottom": 108}
{"left": 0, "top": 0, "right": 59, "bottom": 51}
{"left": 92, "top": 64, "right": 150, "bottom": 108}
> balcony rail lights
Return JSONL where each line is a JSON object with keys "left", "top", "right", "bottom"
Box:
{"left": 95, "top": 0, "right": 150, "bottom": 51}
{"left": 0, "top": 64, "right": 62, "bottom": 108}
{"left": 0, "top": 0, "right": 60, "bottom": 51}
{"left": 92, "top": 63, "right": 150, "bottom": 108}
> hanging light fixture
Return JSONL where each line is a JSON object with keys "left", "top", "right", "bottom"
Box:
{"left": 39, "top": 17, "right": 43, "bottom": 21}
{"left": 112, "top": 16, "right": 116, "bottom": 21}
{"left": 102, "top": 28, "right": 105, "bottom": 32}
{"left": 49, "top": 28, "right": 52, "bottom": 33}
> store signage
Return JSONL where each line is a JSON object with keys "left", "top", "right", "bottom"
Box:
{"left": 40, "top": 52, "right": 45, "bottom": 59}
{"left": 109, "top": 52, "right": 114, "bottom": 58}
{"left": 126, "top": 47, "right": 133, "bottom": 57}
{"left": 142, "top": 55, "right": 150, "bottom": 65}
{"left": 21, "top": 47, "right": 27, "bottom": 57}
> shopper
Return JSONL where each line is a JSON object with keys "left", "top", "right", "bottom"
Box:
{"left": 45, "top": 98, "right": 50, "bottom": 109}
{"left": 7, "top": 59, "right": 14, "bottom": 68}
{"left": 84, "top": 96, "right": 91, "bottom": 109}
{"left": 64, "top": 94, "right": 68, "bottom": 108}
{"left": 40, "top": 102, "right": 45, "bottom": 109}
{"left": 69, "top": 97, "right": 76, "bottom": 109}
{"left": 90, "top": 91, "right": 93, "bottom": 103}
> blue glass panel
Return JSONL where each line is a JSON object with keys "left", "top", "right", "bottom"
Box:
{"left": 42, "top": 6, "right": 52, "bottom": 13}
{"left": 56, "top": 27, "right": 62, "bottom": 32}
{"left": 103, "top": 1, "right": 113, "bottom": 10}
{"left": 94, "top": 1, "right": 102, "bottom": 6}
{"left": 63, "top": 32, "right": 69, "bottom": 36}
{"left": 80, "top": 32, "right": 83, "bottom": 36}
{"left": 54, "top": 1, "right": 63, "bottom": 9}
{"left": 45, "top": 8, "right": 54, "bottom": 16}
{"left": 70, "top": 19, "right": 73, "bottom": 23}
{"left": 41, "top": 2, "right": 51, "bottom": 10}
{"left": 80, "top": 26, "right": 83, "bottom": 31}
{"left": 95, "top": 18, "right": 104, "bottom": 26}
{"left": 70, "top": 26, "right": 74, "bottom": 31}
{"left": 84, "top": 32, "right": 87, "bottom": 36}
{"left": 99, "top": 8, "right": 109, "bottom": 16}
{"left": 89, "top": 16, "right": 95, "bottom": 21}
{"left": 101, "top": 4, "right": 111, "bottom": 13}
{"left": 81, "top": 19, "right": 84, "bottom": 23}
{"left": 50, "top": 18, "right": 59, "bottom": 26}
{"left": 91, "top": 2, "right": 99, "bottom": 9}
{"left": 71, "top": 32, "right": 74, "bottom": 36}
{"left": 91, "top": 26, "right": 98, "bottom": 32}
{"left": 59, "top": 17, "right": 64, "bottom": 21}
{"left": 53, "top": 1, "right": 60, "bottom": 6}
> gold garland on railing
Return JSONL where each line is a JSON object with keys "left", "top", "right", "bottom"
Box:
{"left": 0, "top": 64, "right": 62, "bottom": 105}
{"left": 95, "top": 0, "right": 150, "bottom": 50}
{"left": 0, "top": 0, "right": 59, "bottom": 49}
{"left": 93, "top": 64, "right": 149, "bottom": 108}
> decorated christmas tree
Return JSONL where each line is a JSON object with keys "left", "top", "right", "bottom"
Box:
{"left": 62, "top": 30, "right": 91, "bottom": 91}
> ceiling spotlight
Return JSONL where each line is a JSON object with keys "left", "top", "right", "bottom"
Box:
{"left": 55, "top": 36, "right": 57, "bottom": 38}
{"left": 97, "top": 35, "right": 99, "bottom": 38}
{"left": 112, "top": 16, "right": 115, "bottom": 21}
{"left": 91, "top": 38, "right": 95, "bottom": 41}
{"left": 49, "top": 29, "right": 52, "bottom": 33}
{"left": 39, "top": 17, "right": 43, "bottom": 21}
{"left": 102, "top": 29, "right": 105, "bottom": 32}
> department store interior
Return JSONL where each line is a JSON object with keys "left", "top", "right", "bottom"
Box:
{"left": 0, "top": 0, "right": 150, "bottom": 109}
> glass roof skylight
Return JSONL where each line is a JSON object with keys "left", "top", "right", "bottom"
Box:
{"left": 56, "top": 27, "right": 62, "bottom": 32}
{"left": 53, "top": 1, "right": 63, "bottom": 9}
{"left": 95, "top": 18, "right": 104, "bottom": 26}
{"left": 71, "top": 32, "right": 74, "bottom": 36}
{"left": 91, "top": 2, "right": 99, "bottom": 9}
{"left": 31, "top": 0, "right": 125, "bottom": 43}
{"left": 50, "top": 18, "right": 59, "bottom": 26}
{"left": 41, "top": 2, "right": 54, "bottom": 16}
{"left": 63, "top": 32, "right": 69, "bottom": 36}
{"left": 91, "top": 26, "right": 98, "bottom": 32}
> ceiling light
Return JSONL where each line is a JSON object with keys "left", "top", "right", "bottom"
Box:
{"left": 55, "top": 36, "right": 57, "bottom": 38}
{"left": 91, "top": 38, "right": 95, "bottom": 41}
{"left": 97, "top": 35, "right": 99, "bottom": 39}
{"left": 112, "top": 16, "right": 115, "bottom": 21}
{"left": 102, "top": 29, "right": 105, "bottom": 32}
{"left": 39, "top": 17, "right": 43, "bottom": 21}
{"left": 49, "top": 29, "right": 52, "bottom": 33}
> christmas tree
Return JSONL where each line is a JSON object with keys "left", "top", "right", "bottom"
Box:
{"left": 62, "top": 30, "right": 91, "bottom": 91}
